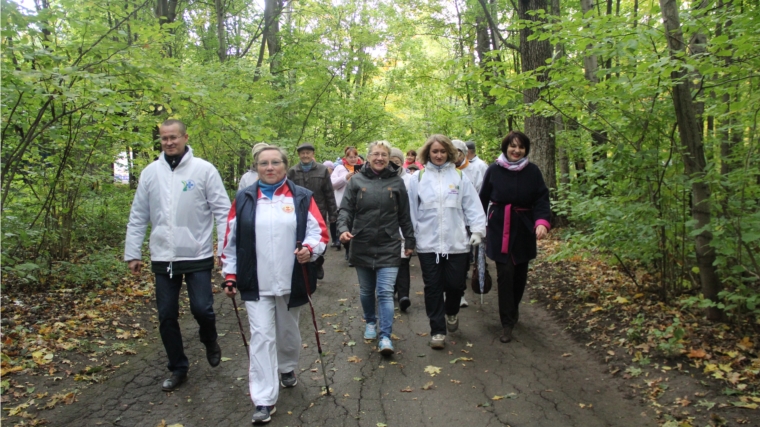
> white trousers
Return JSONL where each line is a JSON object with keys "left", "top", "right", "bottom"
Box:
{"left": 245, "top": 296, "right": 302, "bottom": 406}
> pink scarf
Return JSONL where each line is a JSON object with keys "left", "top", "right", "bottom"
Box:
{"left": 496, "top": 154, "right": 529, "bottom": 171}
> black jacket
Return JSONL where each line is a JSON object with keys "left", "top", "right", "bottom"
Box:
{"left": 337, "top": 163, "right": 415, "bottom": 269}
{"left": 234, "top": 180, "right": 317, "bottom": 307}
{"left": 479, "top": 162, "right": 551, "bottom": 265}
{"left": 287, "top": 162, "right": 338, "bottom": 223}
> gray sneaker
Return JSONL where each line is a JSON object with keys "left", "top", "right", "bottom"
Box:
{"left": 280, "top": 371, "right": 297, "bottom": 388}
{"left": 446, "top": 314, "right": 459, "bottom": 332}
{"left": 429, "top": 334, "right": 445, "bottom": 349}
{"left": 252, "top": 405, "right": 276, "bottom": 424}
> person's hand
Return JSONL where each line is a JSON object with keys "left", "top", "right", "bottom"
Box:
{"left": 223, "top": 282, "right": 237, "bottom": 298}
{"left": 128, "top": 260, "right": 143, "bottom": 275}
{"left": 468, "top": 233, "right": 482, "bottom": 247}
{"left": 535, "top": 225, "right": 548, "bottom": 240}
{"left": 295, "top": 246, "right": 311, "bottom": 264}
{"left": 404, "top": 248, "right": 414, "bottom": 257}
{"left": 340, "top": 231, "right": 354, "bottom": 244}
{"left": 346, "top": 172, "right": 355, "bottom": 180}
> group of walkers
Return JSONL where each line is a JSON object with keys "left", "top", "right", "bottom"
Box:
{"left": 124, "top": 119, "right": 551, "bottom": 424}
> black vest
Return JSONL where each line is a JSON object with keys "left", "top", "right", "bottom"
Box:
{"left": 235, "top": 179, "right": 317, "bottom": 307}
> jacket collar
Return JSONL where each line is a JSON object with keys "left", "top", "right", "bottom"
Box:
{"left": 359, "top": 161, "right": 398, "bottom": 179}
{"left": 159, "top": 145, "right": 194, "bottom": 170}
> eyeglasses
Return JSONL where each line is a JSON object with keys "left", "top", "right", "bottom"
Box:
{"left": 369, "top": 152, "right": 389, "bottom": 158}
{"left": 257, "top": 160, "right": 284, "bottom": 167}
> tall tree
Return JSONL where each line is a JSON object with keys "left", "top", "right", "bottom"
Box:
{"left": 659, "top": 0, "right": 721, "bottom": 321}
{"left": 518, "top": 0, "right": 556, "bottom": 192}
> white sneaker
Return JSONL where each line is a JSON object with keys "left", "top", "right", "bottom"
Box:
{"left": 446, "top": 314, "right": 459, "bottom": 332}
{"left": 460, "top": 296, "right": 469, "bottom": 307}
{"left": 429, "top": 334, "right": 445, "bottom": 349}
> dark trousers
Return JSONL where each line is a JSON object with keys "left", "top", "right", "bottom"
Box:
{"left": 394, "top": 257, "right": 411, "bottom": 300}
{"left": 418, "top": 253, "right": 469, "bottom": 335}
{"left": 155, "top": 271, "right": 217, "bottom": 375}
{"left": 495, "top": 261, "right": 530, "bottom": 328}
{"left": 330, "top": 221, "right": 339, "bottom": 245}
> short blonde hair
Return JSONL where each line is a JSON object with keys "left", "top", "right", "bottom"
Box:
{"left": 254, "top": 146, "right": 289, "bottom": 169}
{"left": 417, "top": 134, "right": 458, "bottom": 165}
{"left": 367, "top": 140, "right": 392, "bottom": 157}
{"left": 251, "top": 142, "right": 269, "bottom": 158}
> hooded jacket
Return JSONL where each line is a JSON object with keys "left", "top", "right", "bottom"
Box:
{"left": 124, "top": 146, "right": 231, "bottom": 264}
{"left": 407, "top": 161, "right": 486, "bottom": 255}
{"left": 337, "top": 162, "right": 415, "bottom": 269}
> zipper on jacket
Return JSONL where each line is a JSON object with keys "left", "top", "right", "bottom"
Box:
{"left": 167, "top": 262, "right": 173, "bottom": 279}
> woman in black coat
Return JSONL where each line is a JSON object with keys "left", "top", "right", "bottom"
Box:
{"left": 479, "top": 131, "right": 551, "bottom": 343}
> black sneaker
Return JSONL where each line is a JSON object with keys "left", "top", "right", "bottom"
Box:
{"left": 161, "top": 372, "right": 187, "bottom": 391}
{"left": 280, "top": 371, "right": 297, "bottom": 388}
{"left": 316, "top": 265, "right": 324, "bottom": 280}
{"left": 399, "top": 297, "right": 411, "bottom": 312}
{"left": 252, "top": 405, "right": 276, "bottom": 424}
{"left": 206, "top": 341, "right": 221, "bottom": 367}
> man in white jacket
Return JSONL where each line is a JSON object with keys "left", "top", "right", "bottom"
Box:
{"left": 124, "top": 119, "right": 231, "bottom": 392}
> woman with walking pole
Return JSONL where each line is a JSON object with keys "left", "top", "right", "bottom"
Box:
{"left": 337, "top": 140, "right": 415, "bottom": 356}
{"left": 221, "top": 146, "right": 329, "bottom": 424}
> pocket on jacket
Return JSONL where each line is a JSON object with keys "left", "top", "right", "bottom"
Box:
{"left": 384, "top": 226, "right": 400, "bottom": 240}
{"left": 174, "top": 226, "right": 204, "bottom": 258}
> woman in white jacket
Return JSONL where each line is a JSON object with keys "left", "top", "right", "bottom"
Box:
{"left": 221, "top": 146, "right": 329, "bottom": 424}
{"left": 331, "top": 146, "right": 363, "bottom": 262}
{"left": 407, "top": 135, "right": 486, "bottom": 349}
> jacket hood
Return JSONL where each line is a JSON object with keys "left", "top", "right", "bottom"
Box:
{"left": 359, "top": 160, "right": 399, "bottom": 179}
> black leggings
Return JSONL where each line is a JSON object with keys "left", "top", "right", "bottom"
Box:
{"left": 495, "top": 261, "right": 529, "bottom": 327}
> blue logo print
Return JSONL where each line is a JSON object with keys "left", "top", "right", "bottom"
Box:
{"left": 182, "top": 180, "right": 196, "bottom": 192}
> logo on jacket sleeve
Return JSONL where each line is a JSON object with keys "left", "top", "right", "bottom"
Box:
{"left": 182, "top": 180, "right": 196, "bottom": 192}
{"left": 282, "top": 204, "right": 294, "bottom": 213}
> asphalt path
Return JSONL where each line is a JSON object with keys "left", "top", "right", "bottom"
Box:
{"left": 49, "top": 249, "right": 655, "bottom": 426}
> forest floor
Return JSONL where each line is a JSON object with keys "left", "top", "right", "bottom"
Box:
{"left": 1, "top": 232, "right": 758, "bottom": 426}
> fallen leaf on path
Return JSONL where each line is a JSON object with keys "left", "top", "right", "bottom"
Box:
{"left": 450, "top": 357, "right": 474, "bottom": 364}
{"left": 346, "top": 341, "right": 356, "bottom": 347}
{"left": 416, "top": 332, "right": 428, "bottom": 337}
{"left": 347, "top": 356, "right": 362, "bottom": 363}
{"left": 562, "top": 353, "right": 572, "bottom": 357}
{"left": 737, "top": 337, "right": 754, "bottom": 351}
{"left": 424, "top": 365, "right": 441, "bottom": 376}
{"left": 400, "top": 386, "right": 413, "bottom": 392}
{"left": 220, "top": 357, "right": 232, "bottom": 362}
{"left": 492, "top": 393, "right": 517, "bottom": 400}
{"left": 687, "top": 348, "right": 707, "bottom": 359}
{"left": 421, "top": 381, "right": 434, "bottom": 390}
{"left": 415, "top": 292, "right": 423, "bottom": 295}
{"left": 450, "top": 379, "right": 461, "bottom": 384}
{"left": 466, "top": 342, "right": 473, "bottom": 347}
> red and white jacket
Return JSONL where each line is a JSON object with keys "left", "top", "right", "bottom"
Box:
{"left": 221, "top": 182, "right": 328, "bottom": 296}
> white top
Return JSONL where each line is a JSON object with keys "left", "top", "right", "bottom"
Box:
{"left": 407, "top": 162, "right": 486, "bottom": 255}
{"left": 124, "top": 146, "right": 231, "bottom": 262}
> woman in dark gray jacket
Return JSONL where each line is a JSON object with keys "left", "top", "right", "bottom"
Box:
{"left": 337, "top": 140, "right": 415, "bottom": 356}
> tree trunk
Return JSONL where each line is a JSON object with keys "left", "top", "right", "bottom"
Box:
{"left": 659, "top": 0, "right": 721, "bottom": 321}
{"left": 215, "top": 0, "right": 227, "bottom": 62}
{"left": 518, "top": 0, "right": 556, "bottom": 192}
{"left": 580, "top": 0, "right": 609, "bottom": 172}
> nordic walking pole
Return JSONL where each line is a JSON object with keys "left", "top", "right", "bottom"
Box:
{"left": 296, "top": 241, "right": 331, "bottom": 396}
{"left": 222, "top": 280, "right": 250, "bottom": 360}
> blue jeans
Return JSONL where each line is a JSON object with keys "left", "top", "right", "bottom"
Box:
{"left": 155, "top": 271, "right": 217, "bottom": 375}
{"left": 355, "top": 266, "right": 399, "bottom": 339}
